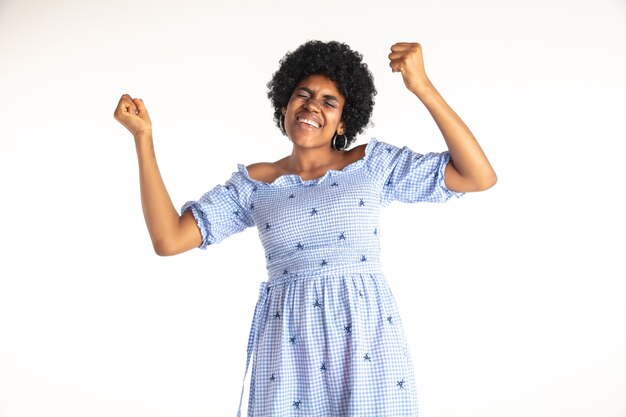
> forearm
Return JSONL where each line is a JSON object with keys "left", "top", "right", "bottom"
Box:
{"left": 414, "top": 82, "right": 496, "bottom": 188}
{"left": 134, "top": 133, "right": 182, "bottom": 253}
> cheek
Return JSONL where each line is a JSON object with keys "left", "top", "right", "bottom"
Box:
{"left": 327, "top": 110, "right": 344, "bottom": 128}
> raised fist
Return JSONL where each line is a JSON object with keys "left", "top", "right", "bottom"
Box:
{"left": 113, "top": 94, "right": 152, "bottom": 137}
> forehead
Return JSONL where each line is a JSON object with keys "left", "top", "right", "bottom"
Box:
{"left": 294, "top": 74, "right": 344, "bottom": 98}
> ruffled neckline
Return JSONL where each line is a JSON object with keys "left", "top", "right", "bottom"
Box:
{"left": 238, "top": 138, "right": 378, "bottom": 188}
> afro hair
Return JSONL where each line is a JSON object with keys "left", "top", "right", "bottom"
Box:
{"left": 267, "top": 40, "right": 377, "bottom": 147}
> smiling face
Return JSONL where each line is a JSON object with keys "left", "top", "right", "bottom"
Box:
{"left": 282, "top": 74, "right": 346, "bottom": 149}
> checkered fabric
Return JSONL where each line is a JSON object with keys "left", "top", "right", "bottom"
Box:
{"left": 182, "top": 139, "right": 463, "bottom": 416}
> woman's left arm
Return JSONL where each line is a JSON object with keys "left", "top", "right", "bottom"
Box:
{"left": 389, "top": 42, "right": 497, "bottom": 192}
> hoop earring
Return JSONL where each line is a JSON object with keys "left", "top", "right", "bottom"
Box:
{"left": 332, "top": 133, "right": 348, "bottom": 151}
{"left": 279, "top": 114, "right": 286, "bottom": 135}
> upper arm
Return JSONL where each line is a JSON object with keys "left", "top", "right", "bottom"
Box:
{"left": 444, "top": 159, "right": 497, "bottom": 192}
{"left": 176, "top": 209, "right": 204, "bottom": 253}
{"left": 154, "top": 210, "right": 203, "bottom": 256}
{"left": 443, "top": 160, "right": 467, "bottom": 192}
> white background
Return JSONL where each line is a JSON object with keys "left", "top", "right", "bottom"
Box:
{"left": 1, "top": 0, "right": 625, "bottom": 416}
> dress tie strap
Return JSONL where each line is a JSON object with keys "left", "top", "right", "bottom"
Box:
{"left": 237, "top": 281, "right": 269, "bottom": 416}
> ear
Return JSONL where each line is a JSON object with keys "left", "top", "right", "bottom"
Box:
{"left": 337, "top": 120, "right": 346, "bottom": 135}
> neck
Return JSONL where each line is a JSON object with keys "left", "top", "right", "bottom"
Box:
{"left": 285, "top": 144, "right": 342, "bottom": 177}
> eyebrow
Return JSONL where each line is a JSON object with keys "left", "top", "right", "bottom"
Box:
{"left": 295, "top": 87, "right": 340, "bottom": 103}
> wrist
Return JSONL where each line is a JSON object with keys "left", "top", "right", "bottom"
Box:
{"left": 409, "top": 78, "right": 436, "bottom": 98}
{"left": 134, "top": 130, "right": 153, "bottom": 142}
{"left": 413, "top": 84, "right": 443, "bottom": 107}
{"left": 134, "top": 132, "right": 154, "bottom": 156}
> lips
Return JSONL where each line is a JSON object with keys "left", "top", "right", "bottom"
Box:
{"left": 295, "top": 112, "right": 322, "bottom": 128}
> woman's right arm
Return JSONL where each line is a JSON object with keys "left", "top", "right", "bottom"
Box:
{"left": 114, "top": 94, "right": 202, "bottom": 256}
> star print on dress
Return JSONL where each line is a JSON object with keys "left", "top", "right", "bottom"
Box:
{"left": 364, "top": 353, "right": 371, "bottom": 362}
{"left": 359, "top": 199, "right": 365, "bottom": 206}
{"left": 233, "top": 210, "right": 240, "bottom": 216}
{"left": 361, "top": 255, "right": 367, "bottom": 262}
{"left": 338, "top": 232, "right": 346, "bottom": 241}
{"left": 320, "top": 363, "right": 326, "bottom": 372}
{"left": 374, "top": 228, "right": 378, "bottom": 236}
{"left": 359, "top": 290, "right": 363, "bottom": 298}
{"left": 283, "top": 269, "right": 288, "bottom": 275}
{"left": 293, "top": 400, "right": 301, "bottom": 410}
{"left": 313, "top": 299, "right": 322, "bottom": 308}
{"left": 265, "top": 223, "right": 271, "bottom": 230}
{"left": 387, "top": 315, "right": 393, "bottom": 324}
{"left": 397, "top": 379, "right": 405, "bottom": 389}
{"left": 250, "top": 203, "right": 255, "bottom": 210}
{"left": 344, "top": 323, "right": 352, "bottom": 334}
{"left": 273, "top": 311, "right": 281, "bottom": 319}
{"left": 269, "top": 373, "right": 276, "bottom": 382}
{"left": 331, "top": 181, "right": 339, "bottom": 187}
{"left": 310, "top": 208, "right": 318, "bottom": 216}
{"left": 320, "top": 259, "right": 328, "bottom": 267}
{"left": 289, "top": 336, "right": 296, "bottom": 345}
{"left": 288, "top": 193, "right": 295, "bottom": 199}
{"left": 296, "top": 242, "right": 304, "bottom": 250}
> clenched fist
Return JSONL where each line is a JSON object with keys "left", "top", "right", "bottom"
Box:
{"left": 113, "top": 94, "right": 152, "bottom": 137}
{"left": 388, "top": 42, "right": 432, "bottom": 95}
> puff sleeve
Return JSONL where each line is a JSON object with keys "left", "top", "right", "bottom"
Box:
{"left": 365, "top": 139, "right": 464, "bottom": 207}
{"left": 181, "top": 169, "right": 256, "bottom": 249}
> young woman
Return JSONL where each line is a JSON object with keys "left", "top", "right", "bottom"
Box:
{"left": 114, "top": 40, "right": 496, "bottom": 416}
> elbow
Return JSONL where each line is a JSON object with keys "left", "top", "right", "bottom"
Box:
{"left": 456, "top": 172, "right": 497, "bottom": 192}
{"left": 470, "top": 164, "right": 498, "bottom": 191}
{"left": 476, "top": 172, "right": 497, "bottom": 191}
{"left": 153, "top": 244, "right": 174, "bottom": 257}
{"left": 154, "top": 247, "right": 174, "bottom": 257}
{"left": 447, "top": 173, "right": 497, "bottom": 193}
{"left": 152, "top": 233, "right": 200, "bottom": 256}
{"left": 446, "top": 159, "right": 497, "bottom": 192}
{"left": 152, "top": 238, "right": 180, "bottom": 257}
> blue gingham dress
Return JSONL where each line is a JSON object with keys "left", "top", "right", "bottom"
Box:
{"left": 182, "top": 139, "right": 463, "bottom": 416}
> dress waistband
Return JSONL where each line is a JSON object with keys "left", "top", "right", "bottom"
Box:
{"left": 266, "top": 248, "right": 381, "bottom": 281}
{"left": 267, "top": 263, "right": 383, "bottom": 287}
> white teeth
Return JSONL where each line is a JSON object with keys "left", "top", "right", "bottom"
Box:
{"left": 297, "top": 117, "right": 320, "bottom": 128}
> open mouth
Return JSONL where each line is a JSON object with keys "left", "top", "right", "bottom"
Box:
{"left": 296, "top": 114, "right": 322, "bottom": 128}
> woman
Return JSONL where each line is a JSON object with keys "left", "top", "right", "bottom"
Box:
{"left": 114, "top": 40, "right": 496, "bottom": 416}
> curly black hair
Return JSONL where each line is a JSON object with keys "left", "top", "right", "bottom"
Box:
{"left": 267, "top": 40, "right": 377, "bottom": 147}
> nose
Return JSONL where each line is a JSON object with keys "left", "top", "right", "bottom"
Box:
{"left": 303, "top": 97, "right": 322, "bottom": 112}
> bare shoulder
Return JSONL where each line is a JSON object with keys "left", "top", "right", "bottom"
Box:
{"left": 349, "top": 143, "right": 367, "bottom": 162}
{"left": 246, "top": 160, "right": 287, "bottom": 183}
